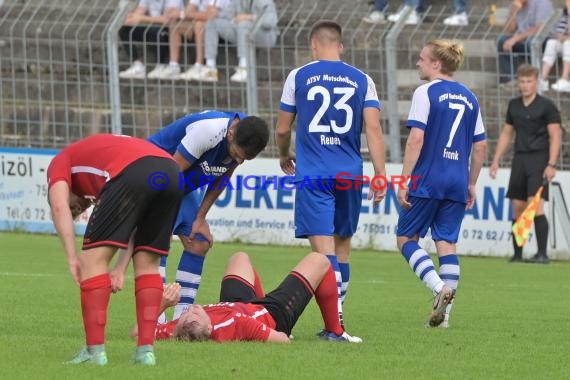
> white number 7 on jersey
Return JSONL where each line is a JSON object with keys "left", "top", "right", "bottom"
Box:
{"left": 446, "top": 102, "right": 465, "bottom": 148}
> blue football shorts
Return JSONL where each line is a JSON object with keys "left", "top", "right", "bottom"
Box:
{"left": 294, "top": 179, "right": 362, "bottom": 239}
{"left": 173, "top": 189, "right": 206, "bottom": 237}
{"left": 396, "top": 196, "right": 466, "bottom": 243}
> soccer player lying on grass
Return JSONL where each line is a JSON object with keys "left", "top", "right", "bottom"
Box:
{"left": 133, "top": 251, "right": 362, "bottom": 343}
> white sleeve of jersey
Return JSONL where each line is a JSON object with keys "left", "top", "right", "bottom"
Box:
{"left": 407, "top": 84, "right": 431, "bottom": 125}
{"left": 280, "top": 69, "right": 298, "bottom": 107}
{"left": 180, "top": 119, "right": 226, "bottom": 160}
{"left": 474, "top": 108, "right": 485, "bottom": 136}
{"left": 365, "top": 74, "right": 380, "bottom": 104}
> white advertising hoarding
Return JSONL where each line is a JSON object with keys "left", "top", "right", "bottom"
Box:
{"left": 1, "top": 148, "right": 569, "bottom": 258}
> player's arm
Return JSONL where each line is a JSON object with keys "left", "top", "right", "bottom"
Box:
{"left": 173, "top": 151, "right": 194, "bottom": 171}
{"left": 489, "top": 123, "right": 514, "bottom": 178}
{"left": 238, "top": 316, "right": 290, "bottom": 343}
{"left": 48, "top": 181, "right": 80, "bottom": 285}
{"left": 265, "top": 328, "right": 291, "bottom": 343}
{"left": 276, "top": 109, "right": 294, "bottom": 152}
{"left": 190, "top": 165, "right": 238, "bottom": 245}
{"left": 276, "top": 69, "right": 298, "bottom": 175}
{"left": 109, "top": 238, "right": 135, "bottom": 293}
{"left": 398, "top": 127, "right": 424, "bottom": 209}
{"left": 275, "top": 110, "right": 296, "bottom": 175}
{"left": 363, "top": 107, "right": 387, "bottom": 206}
{"left": 160, "top": 283, "right": 181, "bottom": 313}
{"left": 467, "top": 140, "right": 488, "bottom": 210}
{"left": 401, "top": 128, "right": 424, "bottom": 179}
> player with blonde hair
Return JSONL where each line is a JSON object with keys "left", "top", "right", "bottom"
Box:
{"left": 396, "top": 39, "right": 487, "bottom": 328}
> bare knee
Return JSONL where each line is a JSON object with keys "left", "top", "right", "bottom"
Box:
{"left": 397, "top": 236, "right": 413, "bottom": 251}
{"left": 228, "top": 251, "right": 251, "bottom": 266}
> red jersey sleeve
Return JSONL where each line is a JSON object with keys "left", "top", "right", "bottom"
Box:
{"left": 46, "top": 152, "right": 71, "bottom": 190}
{"left": 234, "top": 315, "right": 271, "bottom": 342}
{"left": 155, "top": 320, "right": 177, "bottom": 340}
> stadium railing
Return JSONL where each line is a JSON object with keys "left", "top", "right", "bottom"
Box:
{"left": 0, "top": 0, "right": 568, "bottom": 169}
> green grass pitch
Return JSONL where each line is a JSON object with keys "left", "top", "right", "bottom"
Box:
{"left": 1, "top": 232, "right": 569, "bottom": 379}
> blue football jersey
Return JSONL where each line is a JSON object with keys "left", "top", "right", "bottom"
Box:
{"left": 148, "top": 110, "right": 247, "bottom": 191}
{"left": 279, "top": 60, "right": 380, "bottom": 181}
{"left": 406, "top": 79, "right": 486, "bottom": 203}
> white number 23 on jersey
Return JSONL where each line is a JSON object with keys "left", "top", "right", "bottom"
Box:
{"left": 307, "top": 86, "right": 355, "bottom": 134}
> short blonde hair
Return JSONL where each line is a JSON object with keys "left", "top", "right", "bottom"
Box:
{"left": 173, "top": 319, "right": 211, "bottom": 342}
{"left": 426, "top": 39, "right": 464, "bottom": 74}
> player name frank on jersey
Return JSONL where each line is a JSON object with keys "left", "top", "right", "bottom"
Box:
{"left": 306, "top": 74, "right": 358, "bottom": 88}
{"left": 443, "top": 147, "right": 460, "bottom": 160}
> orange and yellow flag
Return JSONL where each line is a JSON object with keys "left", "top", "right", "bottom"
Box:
{"left": 512, "top": 186, "right": 544, "bottom": 247}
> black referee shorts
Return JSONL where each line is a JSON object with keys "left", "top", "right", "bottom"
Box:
{"left": 506, "top": 152, "right": 549, "bottom": 201}
{"left": 82, "top": 156, "right": 182, "bottom": 255}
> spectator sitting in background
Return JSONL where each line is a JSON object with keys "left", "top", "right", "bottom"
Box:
{"left": 540, "top": 0, "right": 570, "bottom": 92}
{"left": 119, "top": 0, "right": 183, "bottom": 80}
{"left": 363, "top": 0, "right": 469, "bottom": 26}
{"left": 155, "top": 0, "right": 231, "bottom": 80}
{"left": 497, "top": 0, "right": 554, "bottom": 84}
{"left": 192, "top": 0, "right": 279, "bottom": 83}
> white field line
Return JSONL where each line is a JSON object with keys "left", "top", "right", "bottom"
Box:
{"left": 0, "top": 272, "right": 57, "bottom": 277}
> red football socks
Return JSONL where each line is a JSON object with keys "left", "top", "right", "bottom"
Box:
{"left": 314, "top": 266, "right": 344, "bottom": 336}
{"left": 135, "top": 274, "right": 163, "bottom": 346}
{"left": 80, "top": 273, "right": 111, "bottom": 345}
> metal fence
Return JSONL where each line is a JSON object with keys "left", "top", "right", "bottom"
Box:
{"left": 0, "top": 0, "right": 569, "bottom": 169}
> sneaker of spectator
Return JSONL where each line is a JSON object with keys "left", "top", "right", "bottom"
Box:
{"left": 230, "top": 67, "right": 248, "bottom": 83}
{"left": 154, "top": 63, "right": 181, "bottom": 79}
{"left": 443, "top": 11, "right": 469, "bottom": 26}
{"left": 387, "top": 8, "right": 420, "bottom": 24}
{"left": 146, "top": 63, "right": 172, "bottom": 79}
{"left": 179, "top": 63, "right": 205, "bottom": 80}
{"left": 551, "top": 78, "right": 570, "bottom": 92}
{"left": 363, "top": 10, "right": 386, "bottom": 24}
{"left": 119, "top": 60, "right": 146, "bottom": 79}
{"left": 191, "top": 66, "right": 218, "bottom": 82}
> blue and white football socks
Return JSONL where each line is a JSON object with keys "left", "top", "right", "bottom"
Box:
{"left": 339, "top": 262, "right": 350, "bottom": 305}
{"left": 401, "top": 241, "right": 445, "bottom": 293}
{"left": 173, "top": 250, "right": 205, "bottom": 320}
{"left": 438, "top": 254, "right": 460, "bottom": 325}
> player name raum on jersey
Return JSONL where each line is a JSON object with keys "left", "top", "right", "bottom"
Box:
{"left": 320, "top": 135, "right": 341, "bottom": 146}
